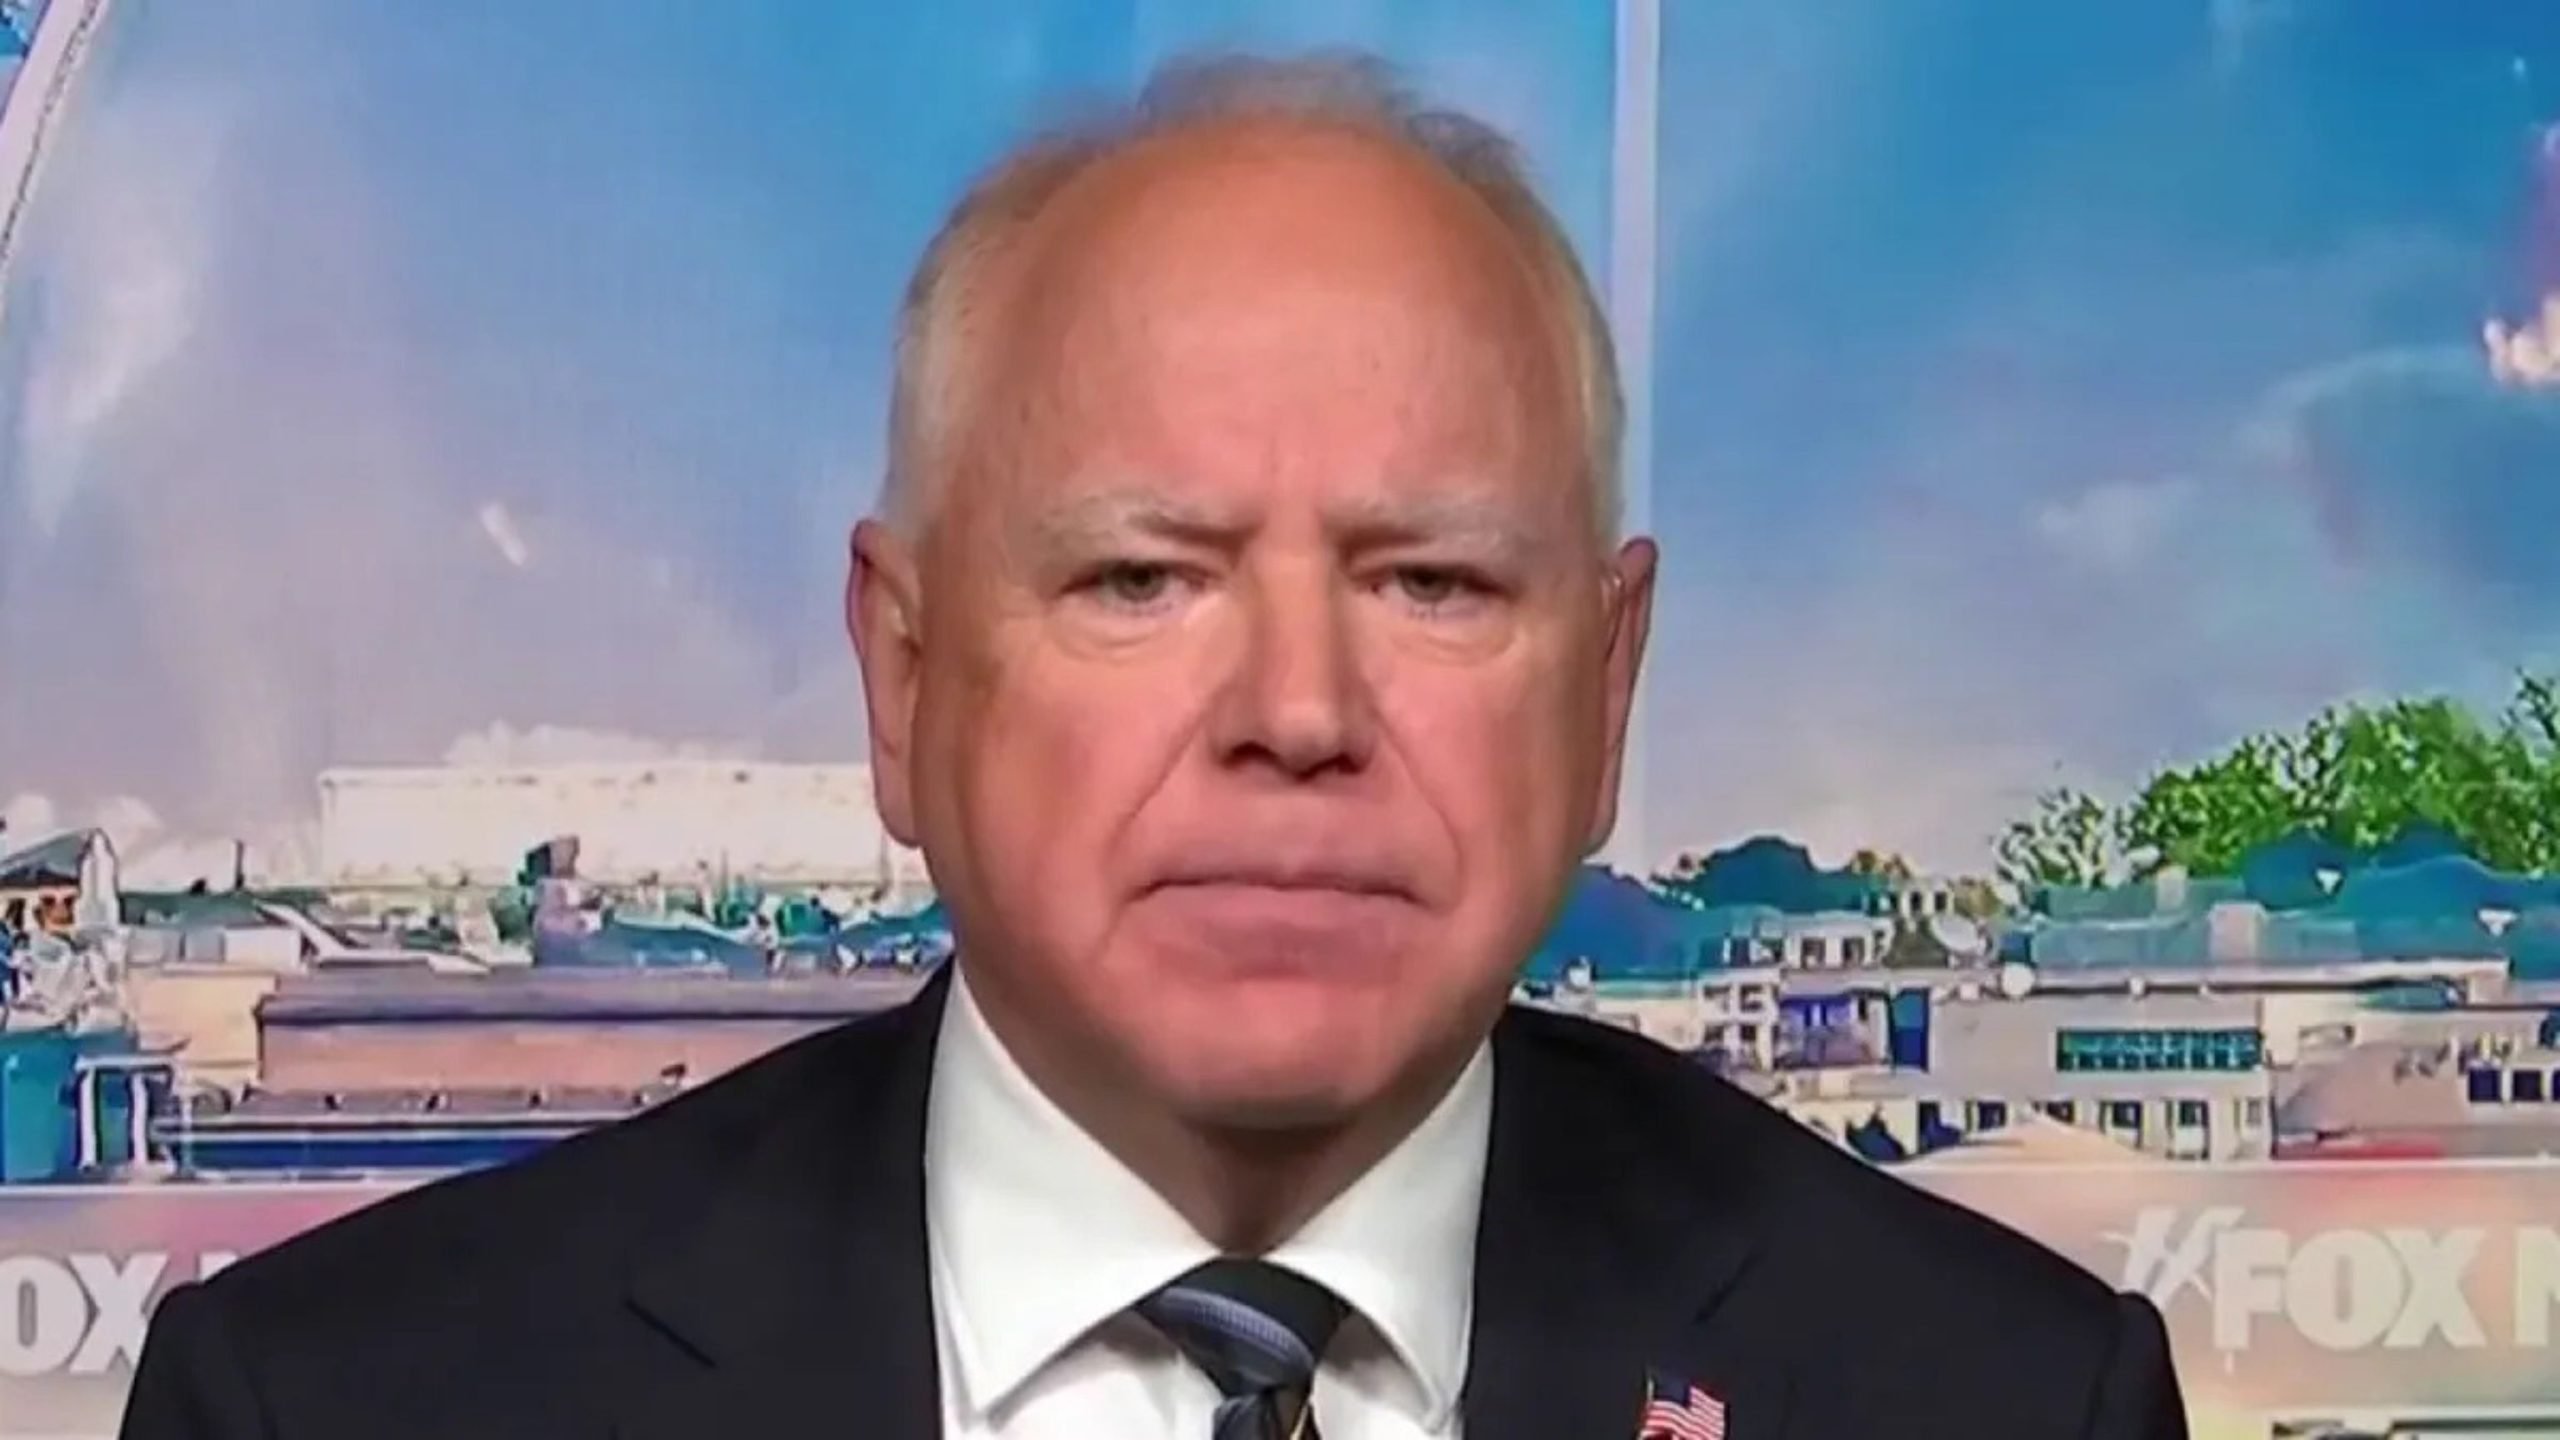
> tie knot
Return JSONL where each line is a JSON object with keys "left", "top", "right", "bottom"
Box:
{"left": 1135, "top": 1258, "right": 1347, "bottom": 1401}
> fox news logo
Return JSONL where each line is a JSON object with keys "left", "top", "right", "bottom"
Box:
{"left": 0, "top": 1250, "right": 235, "bottom": 1378}
{"left": 2109, "top": 1206, "right": 2560, "bottom": 1353}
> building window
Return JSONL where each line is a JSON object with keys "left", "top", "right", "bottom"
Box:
{"left": 1842, "top": 936, "right": 1867, "bottom": 966}
{"left": 2055, "top": 1027, "right": 2264, "bottom": 1074}
{"left": 2518, "top": 1069, "right": 2549, "bottom": 1103}
{"left": 2174, "top": 1099, "right": 2208, "bottom": 1129}
{"left": 2039, "top": 1099, "right": 2076, "bottom": 1124}
{"left": 2104, "top": 1100, "right": 2143, "bottom": 1133}
{"left": 1971, "top": 1099, "right": 2009, "bottom": 1131}
{"left": 2467, "top": 1068, "right": 2505, "bottom": 1104}
{"left": 1801, "top": 936, "right": 1828, "bottom": 966}
{"left": 2242, "top": 1097, "right": 2267, "bottom": 1129}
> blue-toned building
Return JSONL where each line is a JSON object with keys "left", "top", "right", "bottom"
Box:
{"left": 1521, "top": 837, "right": 1939, "bottom": 986}
{"left": 153, "top": 967, "right": 933, "bottom": 1179}
{"left": 1505, "top": 827, "right": 2560, "bottom": 1164}
{"left": 2013, "top": 827, "right": 2560, "bottom": 978}
{"left": 0, "top": 1023, "right": 178, "bottom": 1182}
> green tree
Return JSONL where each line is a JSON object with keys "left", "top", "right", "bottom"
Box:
{"left": 2124, "top": 678, "right": 2560, "bottom": 873}
{"left": 1993, "top": 785, "right": 2124, "bottom": 893}
{"left": 1881, "top": 918, "right": 1953, "bottom": 968}
{"left": 1845, "top": 848, "right": 1915, "bottom": 882}
{"left": 488, "top": 887, "right": 534, "bottom": 942}
{"left": 2005, "top": 671, "right": 2560, "bottom": 882}
{"left": 1946, "top": 876, "right": 2006, "bottom": 921}
{"left": 2115, "top": 733, "right": 2298, "bottom": 877}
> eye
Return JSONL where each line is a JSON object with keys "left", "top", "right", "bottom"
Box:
{"left": 1075, "top": 560, "right": 1189, "bottom": 611}
{"left": 1385, "top": 565, "right": 1496, "bottom": 612}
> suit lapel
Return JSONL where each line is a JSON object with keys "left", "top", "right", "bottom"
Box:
{"left": 604, "top": 982, "right": 1796, "bottom": 1439}
{"left": 614, "top": 966, "right": 953, "bottom": 1440}
{"left": 1461, "top": 1011, "right": 1793, "bottom": 1440}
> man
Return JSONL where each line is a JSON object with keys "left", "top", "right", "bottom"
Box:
{"left": 124, "top": 52, "right": 2187, "bottom": 1440}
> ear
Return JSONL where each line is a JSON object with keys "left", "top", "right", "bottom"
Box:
{"left": 847, "top": 518, "right": 927, "bottom": 847}
{"left": 1582, "top": 537, "right": 1658, "bottom": 856}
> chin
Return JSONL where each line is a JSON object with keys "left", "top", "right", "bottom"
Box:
{"left": 1086, "top": 958, "right": 1465, "bottom": 1132}
{"left": 1166, "top": 1074, "right": 1375, "bottom": 1134}
{"left": 1141, "top": 1016, "right": 1388, "bottom": 1134}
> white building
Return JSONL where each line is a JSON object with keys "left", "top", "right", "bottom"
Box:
{"left": 1534, "top": 967, "right": 1786, "bottom": 1067}
{"left": 1911, "top": 988, "right": 2276, "bottom": 1162}
{"left": 316, "top": 761, "right": 923, "bottom": 890}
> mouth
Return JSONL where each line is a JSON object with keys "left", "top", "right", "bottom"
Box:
{"left": 1132, "top": 874, "right": 1424, "bottom": 955}
{"left": 1151, "top": 879, "right": 1415, "bottom": 910}
{"left": 1141, "top": 870, "right": 1416, "bottom": 903}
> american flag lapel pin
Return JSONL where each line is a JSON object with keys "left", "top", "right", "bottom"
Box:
{"left": 1637, "top": 1366, "right": 1728, "bottom": 1440}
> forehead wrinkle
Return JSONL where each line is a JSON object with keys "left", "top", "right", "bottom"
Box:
{"left": 1011, "top": 481, "right": 1551, "bottom": 564}
{"left": 1018, "top": 485, "right": 1251, "bottom": 559}
{"left": 1323, "top": 489, "right": 1543, "bottom": 558}
{"left": 952, "top": 154, "right": 1588, "bottom": 566}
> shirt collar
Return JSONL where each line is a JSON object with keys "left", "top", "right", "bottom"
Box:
{"left": 924, "top": 962, "right": 1492, "bottom": 1431}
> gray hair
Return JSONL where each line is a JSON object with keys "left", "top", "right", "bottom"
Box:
{"left": 876, "top": 50, "right": 1623, "bottom": 545}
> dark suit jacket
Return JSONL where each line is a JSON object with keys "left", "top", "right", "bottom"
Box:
{"left": 122, "top": 968, "right": 2187, "bottom": 1439}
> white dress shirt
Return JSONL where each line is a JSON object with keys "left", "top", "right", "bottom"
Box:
{"left": 924, "top": 964, "right": 1492, "bottom": 1439}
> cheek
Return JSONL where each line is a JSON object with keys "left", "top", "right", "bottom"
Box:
{"left": 930, "top": 644, "right": 1194, "bottom": 940}
{"left": 1379, "top": 662, "right": 1586, "bottom": 911}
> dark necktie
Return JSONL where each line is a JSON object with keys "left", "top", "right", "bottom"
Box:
{"left": 1135, "top": 1257, "right": 1349, "bottom": 1440}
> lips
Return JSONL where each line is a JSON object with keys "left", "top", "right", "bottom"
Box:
{"left": 1132, "top": 876, "right": 1422, "bottom": 970}
{"left": 1149, "top": 879, "right": 1411, "bottom": 914}
{"left": 1142, "top": 858, "right": 1416, "bottom": 901}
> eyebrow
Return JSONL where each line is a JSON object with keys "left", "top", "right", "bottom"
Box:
{"left": 1026, "top": 490, "right": 1249, "bottom": 558}
{"left": 1024, "top": 484, "right": 1543, "bottom": 561}
{"left": 1326, "top": 491, "right": 1542, "bottom": 559}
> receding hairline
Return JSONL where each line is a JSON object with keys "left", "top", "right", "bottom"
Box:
{"left": 876, "top": 51, "right": 1625, "bottom": 551}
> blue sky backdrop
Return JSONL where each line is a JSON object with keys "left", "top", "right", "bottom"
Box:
{"left": 8, "top": 0, "right": 2560, "bottom": 882}
{"left": 0, "top": 0, "right": 1619, "bottom": 880}
{"left": 1645, "top": 0, "right": 2560, "bottom": 870}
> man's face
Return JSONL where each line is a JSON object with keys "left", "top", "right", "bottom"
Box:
{"left": 852, "top": 127, "right": 1654, "bottom": 1131}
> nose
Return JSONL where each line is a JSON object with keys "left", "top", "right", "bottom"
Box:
{"left": 1209, "top": 566, "right": 1378, "bottom": 779}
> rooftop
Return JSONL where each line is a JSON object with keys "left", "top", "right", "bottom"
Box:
{"left": 2021, "top": 831, "right": 2560, "bottom": 977}
{"left": 186, "top": 1083, "right": 676, "bottom": 1125}
{"left": 1904, "top": 1110, "right": 2156, "bottom": 1167}
{"left": 0, "top": 826, "right": 100, "bottom": 890}
{"left": 256, "top": 967, "right": 932, "bottom": 1025}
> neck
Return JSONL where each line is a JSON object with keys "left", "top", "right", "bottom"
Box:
{"left": 963, "top": 965, "right": 1474, "bottom": 1253}
{"left": 1159, "top": 1071, "right": 1457, "bottom": 1253}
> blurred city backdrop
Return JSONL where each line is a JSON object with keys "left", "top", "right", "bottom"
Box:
{"left": 12, "top": 2, "right": 2560, "bottom": 1436}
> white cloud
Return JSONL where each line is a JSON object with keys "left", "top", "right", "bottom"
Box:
{"left": 2037, "top": 477, "right": 2197, "bottom": 573}
{"left": 2, "top": 790, "right": 318, "bottom": 888}
{"left": 1, "top": 17, "right": 823, "bottom": 837}
{"left": 15, "top": 86, "right": 227, "bottom": 536}
{"left": 1653, "top": 331, "right": 2560, "bottom": 876}
{"left": 1652, "top": 6, "right": 1878, "bottom": 291}
{"left": 2209, "top": 0, "right": 2299, "bottom": 77}
{"left": 475, "top": 500, "right": 532, "bottom": 569}
{"left": 438, "top": 722, "right": 752, "bottom": 769}
{"left": 1, "top": 791, "right": 59, "bottom": 840}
